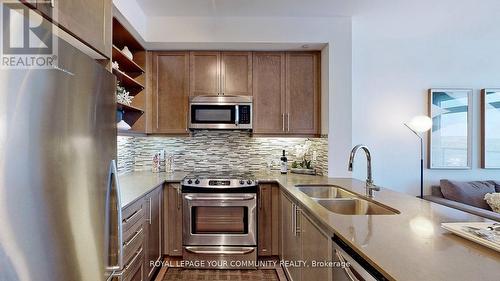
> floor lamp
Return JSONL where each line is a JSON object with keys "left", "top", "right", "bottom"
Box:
{"left": 404, "top": 116, "right": 432, "bottom": 199}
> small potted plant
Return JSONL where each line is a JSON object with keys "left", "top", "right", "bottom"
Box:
{"left": 291, "top": 140, "right": 317, "bottom": 175}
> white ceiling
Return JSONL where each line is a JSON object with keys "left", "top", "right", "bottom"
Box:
{"left": 135, "top": 0, "right": 355, "bottom": 17}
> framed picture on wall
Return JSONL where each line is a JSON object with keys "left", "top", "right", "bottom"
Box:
{"left": 481, "top": 89, "right": 500, "bottom": 169}
{"left": 428, "top": 88, "right": 473, "bottom": 169}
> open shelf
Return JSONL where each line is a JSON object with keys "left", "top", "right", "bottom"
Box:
{"left": 117, "top": 101, "right": 144, "bottom": 113}
{"left": 112, "top": 18, "right": 144, "bottom": 52}
{"left": 113, "top": 68, "right": 144, "bottom": 95}
{"left": 117, "top": 129, "right": 147, "bottom": 136}
{"left": 112, "top": 45, "right": 145, "bottom": 76}
{"left": 113, "top": 16, "right": 147, "bottom": 134}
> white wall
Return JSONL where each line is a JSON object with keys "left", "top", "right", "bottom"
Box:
{"left": 352, "top": 0, "right": 500, "bottom": 195}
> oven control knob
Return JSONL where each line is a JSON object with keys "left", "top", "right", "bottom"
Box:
{"left": 247, "top": 180, "right": 252, "bottom": 185}
{"left": 240, "top": 180, "right": 245, "bottom": 185}
{"left": 187, "top": 179, "right": 193, "bottom": 184}
{"left": 195, "top": 179, "right": 200, "bottom": 184}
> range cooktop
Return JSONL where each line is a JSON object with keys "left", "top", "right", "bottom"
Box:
{"left": 182, "top": 171, "right": 258, "bottom": 188}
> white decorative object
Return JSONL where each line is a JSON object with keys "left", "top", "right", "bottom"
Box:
{"left": 117, "top": 120, "right": 131, "bottom": 130}
{"left": 112, "top": 61, "right": 119, "bottom": 70}
{"left": 121, "top": 46, "right": 133, "bottom": 60}
{"left": 116, "top": 84, "right": 134, "bottom": 105}
{"left": 485, "top": 193, "right": 500, "bottom": 213}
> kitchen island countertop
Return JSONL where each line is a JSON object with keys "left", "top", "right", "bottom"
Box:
{"left": 118, "top": 171, "right": 500, "bottom": 281}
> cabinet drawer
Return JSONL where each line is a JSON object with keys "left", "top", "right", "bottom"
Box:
{"left": 122, "top": 199, "right": 144, "bottom": 232}
{"left": 123, "top": 220, "right": 144, "bottom": 264}
{"left": 122, "top": 246, "right": 144, "bottom": 281}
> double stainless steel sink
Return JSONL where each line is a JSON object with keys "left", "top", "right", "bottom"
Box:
{"left": 296, "top": 185, "right": 399, "bottom": 215}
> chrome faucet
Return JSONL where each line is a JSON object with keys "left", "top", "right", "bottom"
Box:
{"left": 348, "top": 145, "right": 380, "bottom": 197}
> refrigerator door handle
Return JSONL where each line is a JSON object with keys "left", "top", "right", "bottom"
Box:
{"left": 105, "top": 160, "right": 124, "bottom": 273}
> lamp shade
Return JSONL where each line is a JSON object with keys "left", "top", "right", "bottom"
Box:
{"left": 406, "top": 115, "right": 432, "bottom": 133}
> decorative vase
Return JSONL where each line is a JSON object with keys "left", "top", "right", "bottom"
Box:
{"left": 121, "top": 46, "right": 133, "bottom": 60}
{"left": 117, "top": 120, "right": 131, "bottom": 130}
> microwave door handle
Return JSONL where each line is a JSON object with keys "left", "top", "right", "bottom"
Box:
{"left": 235, "top": 105, "right": 239, "bottom": 126}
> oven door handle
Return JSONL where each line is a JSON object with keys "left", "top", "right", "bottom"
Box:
{"left": 185, "top": 246, "right": 255, "bottom": 255}
{"left": 184, "top": 195, "right": 256, "bottom": 201}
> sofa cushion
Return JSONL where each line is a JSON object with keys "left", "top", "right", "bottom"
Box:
{"left": 440, "top": 180, "right": 496, "bottom": 210}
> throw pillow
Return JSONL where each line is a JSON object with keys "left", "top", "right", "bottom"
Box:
{"left": 484, "top": 193, "right": 500, "bottom": 213}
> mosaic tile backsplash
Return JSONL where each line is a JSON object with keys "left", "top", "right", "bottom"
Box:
{"left": 117, "top": 130, "right": 328, "bottom": 175}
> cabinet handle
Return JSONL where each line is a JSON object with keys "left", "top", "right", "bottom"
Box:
{"left": 291, "top": 204, "right": 296, "bottom": 235}
{"left": 124, "top": 247, "right": 143, "bottom": 271}
{"left": 145, "top": 198, "right": 152, "bottom": 225}
{"left": 295, "top": 206, "right": 301, "bottom": 236}
{"left": 287, "top": 113, "right": 290, "bottom": 132}
{"left": 177, "top": 186, "right": 181, "bottom": 210}
{"left": 282, "top": 114, "right": 285, "bottom": 132}
{"left": 123, "top": 228, "right": 143, "bottom": 248}
{"left": 123, "top": 209, "right": 140, "bottom": 224}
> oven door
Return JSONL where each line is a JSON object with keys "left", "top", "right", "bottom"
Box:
{"left": 183, "top": 193, "right": 257, "bottom": 246}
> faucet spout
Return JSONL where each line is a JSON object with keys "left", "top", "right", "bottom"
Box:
{"left": 348, "top": 145, "right": 379, "bottom": 197}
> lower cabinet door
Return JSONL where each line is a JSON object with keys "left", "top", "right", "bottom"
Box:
{"left": 165, "top": 184, "right": 183, "bottom": 256}
{"left": 144, "top": 187, "right": 162, "bottom": 280}
{"left": 300, "top": 212, "right": 333, "bottom": 281}
{"left": 258, "top": 184, "right": 273, "bottom": 256}
{"left": 281, "top": 192, "right": 302, "bottom": 281}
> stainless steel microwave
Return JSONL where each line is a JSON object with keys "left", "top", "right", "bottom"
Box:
{"left": 189, "top": 96, "right": 252, "bottom": 130}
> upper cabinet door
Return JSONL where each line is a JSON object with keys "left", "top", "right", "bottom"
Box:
{"left": 285, "top": 52, "right": 320, "bottom": 135}
{"left": 190, "top": 52, "right": 221, "bottom": 96}
{"left": 221, "top": 52, "right": 253, "bottom": 96}
{"left": 253, "top": 52, "right": 286, "bottom": 134}
{"left": 152, "top": 52, "right": 189, "bottom": 134}
{"left": 36, "top": 0, "right": 112, "bottom": 58}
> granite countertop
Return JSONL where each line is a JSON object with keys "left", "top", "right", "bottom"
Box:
{"left": 118, "top": 171, "right": 500, "bottom": 281}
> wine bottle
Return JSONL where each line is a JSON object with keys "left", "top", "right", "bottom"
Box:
{"left": 280, "top": 150, "right": 288, "bottom": 174}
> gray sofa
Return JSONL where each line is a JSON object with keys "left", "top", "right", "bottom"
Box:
{"left": 424, "top": 185, "right": 500, "bottom": 222}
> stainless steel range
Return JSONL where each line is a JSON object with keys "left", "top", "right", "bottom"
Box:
{"left": 182, "top": 172, "right": 258, "bottom": 269}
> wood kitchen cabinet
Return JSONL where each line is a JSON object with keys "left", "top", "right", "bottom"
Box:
{"left": 190, "top": 52, "right": 221, "bottom": 96}
{"left": 151, "top": 52, "right": 190, "bottom": 134}
{"left": 144, "top": 186, "right": 162, "bottom": 280}
{"left": 164, "top": 183, "right": 183, "bottom": 256}
{"left": 258, "top": 184, "right": 280, "bottom": 256}
{"left": 253, "top": 52, "right": 286, "bottom": 134}
{"left": 36, "top": 0, "right": 112, "bottom": 58}
{"left": 281, "top": 191, "right": 332, "bottom": 281}
{"left": 253, "top": 52, "right": 320, "bottom": 136}
{"left": 285, "top": 52, "right": 321, "bottom": 135}
{"left": 190, "top": 51, "right": 253, "bottom": 96}
{"left": 221, "top": 52, "right": 253, "bottom": 96}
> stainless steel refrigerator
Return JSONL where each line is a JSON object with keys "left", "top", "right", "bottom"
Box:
{"left": 0, "top": 38, "right": 121, "bottom": 281}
